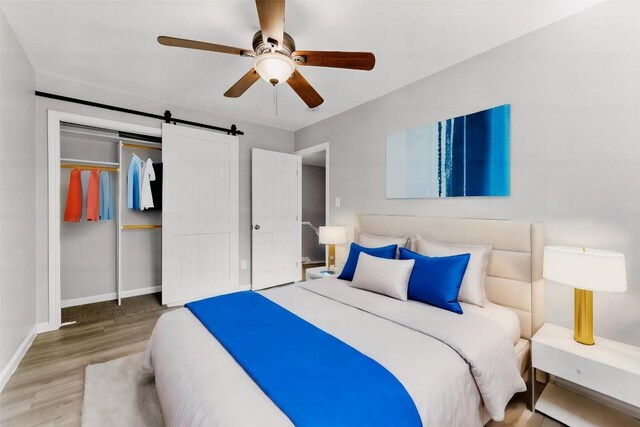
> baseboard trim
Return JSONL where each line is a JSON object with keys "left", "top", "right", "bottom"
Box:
{"left": 0, "top": 324, "right": 38, "bottom": 392}
{"left": 61, "top": 292, "right": 116, "bottom": 308}
{"left": 121, "top": 286, "right": 161, "bottom": 299}
{"left": 36, "top": 322, "right": 56, "bottom": 333}
{"left": 61, "top": 286, "right": 162, "bottom": 308}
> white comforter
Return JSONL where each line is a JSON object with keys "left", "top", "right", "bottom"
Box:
{"left": 143, "top": 278, "right": 525, "bottom": 427}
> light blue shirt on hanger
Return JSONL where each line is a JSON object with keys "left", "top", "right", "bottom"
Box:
{"left": 127, "top": 153, "right": 143, "bottom": 209}
{"left": 99, "top": 171, "right": 113, "bottom": 220}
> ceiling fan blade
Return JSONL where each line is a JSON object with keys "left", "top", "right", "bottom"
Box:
{"left": 158, "top": 36, "right": 253, "bottom": 57}
{"left": 255, "top": 0, "right": 285, "bottom": 48}
{"left": 224, "top": 69, "right": 261, "bottom": 98}
{"left": 292, "top": 51, "right": 375, "bottom": 71}
{"left": 287, "top": 70, "right": 324, "bottom": 108}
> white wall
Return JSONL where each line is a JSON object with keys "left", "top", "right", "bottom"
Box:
{"left": 295, "top": 0, "right": 640, "bottom": 346}
{"left": 0, "top": 11, "right": 36, "bottom": 377}
{"left": 35, "top": 74, "right": 294, "bottom": 324}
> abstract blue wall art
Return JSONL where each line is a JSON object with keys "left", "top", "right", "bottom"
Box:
{"left": 386, "top": 104, "right": 510, "bottom": 198}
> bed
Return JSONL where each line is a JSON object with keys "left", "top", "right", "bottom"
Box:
{"left": 143, "top": 215, "right": 544, "bottom": 427}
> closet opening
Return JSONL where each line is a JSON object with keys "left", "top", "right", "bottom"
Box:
{"left": 59, "top": 121, "right": 164, "bottom": 325}
{"left": 295, "top": 143, "right": 330, "bottom": 281}
{"left": 48, "top": 111, "right": 163, "bottom": 330}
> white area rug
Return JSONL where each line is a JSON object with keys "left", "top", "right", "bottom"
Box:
{"left": 81, "top": 353, "right": 165, "bottom": 427}
{"left": 82, "top": 353, "right": 547, "bottom": 427}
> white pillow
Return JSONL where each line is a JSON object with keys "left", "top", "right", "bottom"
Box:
{"left": 416, "top": 235, "right": 492, "bottom": 307}
{"left": 358, "top": 232, "right": 409, "bottom": 255}
{"left": 350, "top": 252, "right": 415, "bottom": 301}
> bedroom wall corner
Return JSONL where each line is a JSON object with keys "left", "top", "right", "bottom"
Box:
{"left": 0, "top": 11, "right": 37, "bottom": 390}
{"left": 293, "top": 0, "right": 640, "bottom": 346}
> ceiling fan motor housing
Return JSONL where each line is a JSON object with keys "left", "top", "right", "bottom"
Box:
{"left": 252, "top": 30, "right": 296, "bottom": 56}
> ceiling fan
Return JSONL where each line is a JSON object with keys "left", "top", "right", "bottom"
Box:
{"left": 157, "top": 0, "right": 375, "bottom": 109}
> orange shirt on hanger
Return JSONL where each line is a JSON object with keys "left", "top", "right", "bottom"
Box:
{"left": 63, "top": 169, "right": 82, "bottom": 222}
{"left": 86, "top": 169, "right": 100, "bottom": 221}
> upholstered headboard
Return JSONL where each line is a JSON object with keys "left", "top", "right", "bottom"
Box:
{"left": 356, "top": 215, "right": 544, "bottom": 340}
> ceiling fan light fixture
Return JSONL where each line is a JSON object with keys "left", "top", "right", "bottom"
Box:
{"left": 254, "top": 52, "right": 295, "bottom": 86}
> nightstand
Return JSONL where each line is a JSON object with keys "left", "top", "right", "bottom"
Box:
{"left": 305, "top": 266, "right": 339, "bottom": 281}
{"left": 532, "top": 323, "right": 640, "bottom": 426}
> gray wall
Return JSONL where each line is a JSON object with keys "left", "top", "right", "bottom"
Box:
{"left": 301, "top": 165, "right": 325, "bottom": 262}
{"left": 0, "top": 12, "right": 36, "bottom": 372}
{"left": 295, "top": 1, "right": 640, "bottom": 346}
{"left": 35, "top": 74, "right": 294, "bottom": 323}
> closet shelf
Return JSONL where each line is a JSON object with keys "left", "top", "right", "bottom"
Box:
{"left": 61, "top": 127, "right": 119, "bottom": 144}
{"left": 121, "top": 224, "right": 162, "bottom": 230}
{"left": 62, "top": 127, "right": 161, "bottom": 147}
{"left": 61, "top": 158, "right": 119, "bottom": 167}
{"left": 122, "top": 141, "right": 162, "bottom": 151}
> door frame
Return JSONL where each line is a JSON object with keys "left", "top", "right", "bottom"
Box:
{"left": 46, "top": 110, "right": 160, "bottom": 332}
{"left": 294, "top": 142, "right": 330, "bottom": 227}
{"left": 294, "top": 142, "right": 330, "bottom": 268}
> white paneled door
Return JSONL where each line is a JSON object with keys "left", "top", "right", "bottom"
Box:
{"left": 162, "top": 124, "right": 239, "bottom": 305}
{"left": 251, "top": 149, "right": 301, "bottom": 290}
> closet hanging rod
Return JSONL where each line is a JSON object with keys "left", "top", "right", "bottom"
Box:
{"left": 61, "top": 164, "right": 119, "bottom": 172}
{"left": 36, "top": 91, "right": 244, "bottom": 136}
{"left": 121, "top": 224, "right": 162, "bottom": 230}
{"left": 122, "top": 142, "right": 162, "bottom": 151}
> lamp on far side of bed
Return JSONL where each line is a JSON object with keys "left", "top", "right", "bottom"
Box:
{"left": 319, "top": 226, "right": 347, "bottom": 274}
{"left": 543, "top": 246, "right": 627, "bottom": 345}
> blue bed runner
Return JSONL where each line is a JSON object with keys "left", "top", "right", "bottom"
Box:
{"left": 186, "top": 291, "right": 422, "bottom": 427}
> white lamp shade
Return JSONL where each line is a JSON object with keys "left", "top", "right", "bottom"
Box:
{"left": 543, "top": 246, "right": 627, "bottom": 293}
{"left": 319, "top": 226, "right": 347, "bottom": 245}
{"left": 253, "top": 53, "right": 295, "bottom": 85}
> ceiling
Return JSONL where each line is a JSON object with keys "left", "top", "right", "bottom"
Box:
{"left": 2, "top": 1, "right": 598, "bottom": 132}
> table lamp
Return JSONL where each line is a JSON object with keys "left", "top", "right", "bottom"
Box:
{"left": 319, "top": 226, "right": 347, "bottom": 273}
{"left": 543, "top": 246, "right": 627, "bottom": 345}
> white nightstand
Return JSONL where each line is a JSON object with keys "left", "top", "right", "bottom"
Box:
{"left": 532, "top": 323, "right": 640, "bottom": 426}
{"left": 305, "top": 266, "right": 339, "bottom": 281}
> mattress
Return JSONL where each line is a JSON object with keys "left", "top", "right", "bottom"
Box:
{"left": 515, "top": 338, "right": 530, "bottom": 376}
{"left": 461, "top": 301, "right": 528, "bottom": 375}
{"left": 144, "top": 280, "right": 526, "bottom": 427}
{"left": 461, "top": 301, "right": 522, "bottom": 346}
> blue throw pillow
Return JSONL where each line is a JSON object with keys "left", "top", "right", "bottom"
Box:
{"left": 399, "top": 247, "right": 470, "bottom": 314}
{"left": 338, "top": 243, "right": 398, "bottom": 281}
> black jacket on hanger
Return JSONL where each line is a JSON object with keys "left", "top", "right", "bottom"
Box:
{"left": 150, "top": 162, "right": 162, "bottom": 210}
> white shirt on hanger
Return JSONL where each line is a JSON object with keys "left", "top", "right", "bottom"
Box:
{"left": 140, "top": 158, "right": 156, "bottom": 210}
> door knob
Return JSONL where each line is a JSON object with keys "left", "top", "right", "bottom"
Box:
{"left": 254, "top": 224, "right": 261, "bottom": 230}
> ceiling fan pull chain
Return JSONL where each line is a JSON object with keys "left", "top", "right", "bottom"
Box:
{"left": 273, "top": 85, "right": 278, "bottom": 117}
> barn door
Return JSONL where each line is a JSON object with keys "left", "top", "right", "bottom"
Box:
{"left": 162, "top": 124, "right": 239, "bottom": 305}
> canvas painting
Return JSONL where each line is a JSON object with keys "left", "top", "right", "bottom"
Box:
{"left": 386, "top": 104, "right": 510, "bottom": 198}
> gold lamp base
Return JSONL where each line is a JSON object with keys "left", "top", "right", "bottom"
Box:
{"left": 327, "top": 244, "right": 336, "bottom": 271}
{"left": 574, "top": 288, "right": 594, "bottom": 345}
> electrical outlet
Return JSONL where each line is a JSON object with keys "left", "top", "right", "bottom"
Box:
{"left": 335, "top": 197, "right": 341, "bottom": 208}
{"left": 240, "top": 260, "right": 248, "bottom": 270}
